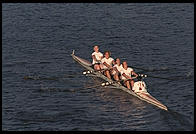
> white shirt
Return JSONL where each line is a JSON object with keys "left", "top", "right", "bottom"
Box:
{"left": 101, "top": 57, "right": 114, "bottom": 69}
{"left": 112, "top": 64, "right": 123, "bottom": 75}
{"left": 120, "top": 67, "right": 133, "bottom": 80}
{"left": 91, "top": 52, "right": 103, "bottom": 64}
{"left": 113, "top": 64, "right": 123, "bottom": 72}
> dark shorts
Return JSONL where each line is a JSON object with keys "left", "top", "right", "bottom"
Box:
{"left": 91, "top": 63, "right": 101, "bottom": 68}
{"left": 94, "top": 63, "right": 101, "bottom": 65}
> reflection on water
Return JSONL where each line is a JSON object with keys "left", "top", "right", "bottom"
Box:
{"left": 90, "top": 77, "right": 150, "bottom": 119}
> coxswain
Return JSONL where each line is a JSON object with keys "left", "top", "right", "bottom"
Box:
{"left": 120, "top": 61, "right": 138, "bottom": 90}
{"left": 132, "top": 75, "right": 147, "bottom": 93}
{"left": 91, "top": 45, "right": 103, "bottom": 70}
{"left": 100, "top": 51, "right": 115, "bottom": 79}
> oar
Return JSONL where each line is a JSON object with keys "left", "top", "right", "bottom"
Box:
{"left": 83, "top": 68, "right": 112, "bottom": 75}
{"left": 130, "top": 66, "right": 169, "bottom": 72}
{"left": 85, "top": 80, "right": 115, "bottom": 89}
{"left": 100, "top": 76, "right": 139, "bottom": 86}
{"left": 86, "top": 77, "right": 137, "bottom": 89}
{"left": 141, "top": 74, "right": 174, "bottom": 80}
{"left": 84, "top": 73, "right": 148, "bottom": 89}
{"left": 24, "top": 75, "right": 61, "bottom": 80}
{"left": 146, "top": 75, "right": 174, "bottom": 80}
{"left": 85, "top": 82, "right": 108, "bottom": 89}
{"left": 136, "top": 73, "right": 173, "bottom": 81}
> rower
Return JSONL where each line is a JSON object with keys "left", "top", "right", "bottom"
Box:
{"left": 100, "top": 51, "right": 115, "bottom": 79}
{"left": 120, "top": 61, "right": 138, "bottom": 90}
{"left": 112, "top": 58, "right": 123, "bottom": 82}
{"left": 91, "top": 45, "right": 103, "bottom": 70}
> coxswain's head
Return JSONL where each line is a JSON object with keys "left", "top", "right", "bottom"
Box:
{"left": 104, "top": 51, "right": 111, "bottom": 59}
{"left": 94, "top": 45, "right": 99, "bottom": 52}
{"left": 122, "top": 61, "right": 128, "bottom": 69}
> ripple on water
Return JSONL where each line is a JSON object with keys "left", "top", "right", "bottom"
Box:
{"left": 2, "top": 3, "right": 194, "bottom": 131}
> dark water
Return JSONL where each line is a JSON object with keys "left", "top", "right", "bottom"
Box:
{"left": 2, "top": 3, "right": 194, "bottom": 131}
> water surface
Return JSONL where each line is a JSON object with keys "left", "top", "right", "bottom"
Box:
{"left": 2, "top": 3, "right": 194, "bottom": 131}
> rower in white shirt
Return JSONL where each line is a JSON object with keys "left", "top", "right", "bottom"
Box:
{"left": 100, "top": 51, "right": 115, "bottom": 79}
{"left": 91, "top": 45, "right": 103, "bottom": 70}
{"left": 112, "top": 58, "right": 123, "bottom": 81}
{"left": 120, "top": 61, "right": 138, "bottom": 90}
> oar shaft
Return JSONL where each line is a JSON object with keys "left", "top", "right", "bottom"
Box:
{"left": 147, "top": 75, "right": 173, "bottom": 80}
{"left": 130, "top": 66, "right": 169, "bottom": 72}
{"left": 85, "top": 84, "right": 102, "bottom": 89}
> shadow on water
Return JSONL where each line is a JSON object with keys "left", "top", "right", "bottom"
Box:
{"left": 38, "top": 87, "right": 76, "bottom": 93}
{"left": 15, "top": 110, "right": 69, "bottom": 123}
{"left": 23, "top": 73, "right": 81, "bottom": 81}
{"left": 160, "top": 108, "right": 194, "bottom": 130}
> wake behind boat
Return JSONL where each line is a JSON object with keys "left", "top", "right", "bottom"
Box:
{"left": 71, "top": 50, "right": 168, "bottom": 111}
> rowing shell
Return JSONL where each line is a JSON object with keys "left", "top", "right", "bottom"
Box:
{"left": 71, "top": 50, "right": 168, "bottom": 111}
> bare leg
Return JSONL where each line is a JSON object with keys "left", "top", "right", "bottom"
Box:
{"left": 100, "top": 64, "right": 104, "bottom": 69}
{"left": 114, "top": 74, "right": 121, "bottom": 84}
{"left": 114, "top": 74, "right": 117, "bottom": 81}
{"left": 130, "top": 80, "right": 134, "bottom": 88}
{"left": 126, "top": 80, "right": 131, "bottom": 89}
{"left": 114, "top": 74, "right": 119, "bottom": 81}
{"left": 105, "top": 70, "right": 111, "bottom": 79}
{"left": 94, "top": 64, "right": 100, "bottom": 70}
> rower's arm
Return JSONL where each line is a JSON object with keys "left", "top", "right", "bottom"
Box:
{"left": 112, "top": 60, "right": 115, "bottom": 65}
{"left": 103, "top": 62, "right": 112, "bottom": 69}
{"left": 113, "top": 67, "right": 118, "bottom": 72}
{"left": 132, "top": 71, "right": 138, "bottom": 77}
{"left": 92, "top": 55, "right": 97, "bottom": 61}
{"left": 92, "top": 55, "right": 101, "bottom": 63}
{"left": 122, "top": 73, "right": 132, "bottom": 79}
{"left": 98, "top": 56, "right": 103, "bottom": 63}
